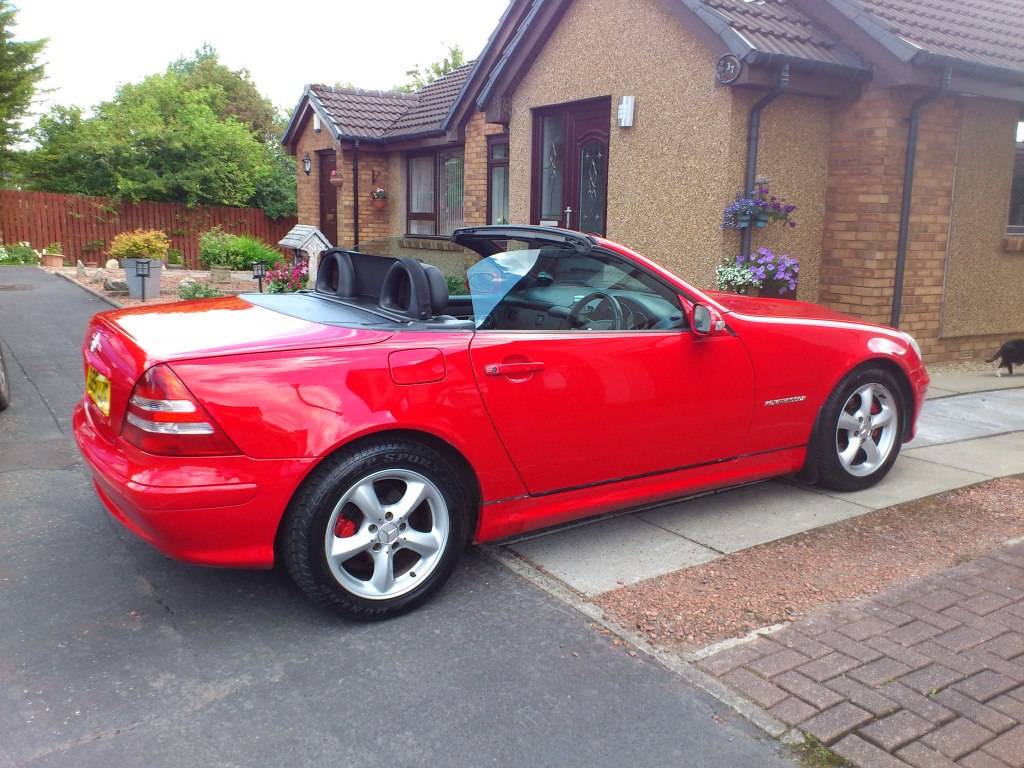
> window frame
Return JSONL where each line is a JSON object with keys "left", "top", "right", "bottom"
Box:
{"left": 487, "top": 135, "right": 510, "bottom": 226}
{"left": 406, "top": 147, "right": 466, "bottom": 238}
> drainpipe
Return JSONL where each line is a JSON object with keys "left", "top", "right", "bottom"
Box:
{"left": 890, "top": 67, "right": 952, "bottom": 328}
{"left": 352, "top": 140, "right": 361, "bottom": 247}
{"left": 741, "top": 64, "right": 790, "bottom": 259}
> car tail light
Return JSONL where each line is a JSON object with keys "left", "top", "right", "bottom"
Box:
{"left": 122, "top": 364, "right": 239, "bottom": 456}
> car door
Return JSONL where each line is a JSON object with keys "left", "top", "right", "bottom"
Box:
{"left": 467, "top": 246, "right": 755, "bottom": 496}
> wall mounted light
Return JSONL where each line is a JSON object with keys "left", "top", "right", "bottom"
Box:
{"left": 302, "top": 153, "right": 312, "bottom": 175}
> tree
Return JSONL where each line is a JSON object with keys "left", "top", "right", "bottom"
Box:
{"left": 171, "top": 44, "right": 279, "bottom": 142}
{"left": 396, "top": 44, "right": 465, "bottom": 93}
{"left": 18, "top": 50, "right": 296, "bottom": 218}
{"left": 0, "top": 1, "right": 46, "bottom": 179}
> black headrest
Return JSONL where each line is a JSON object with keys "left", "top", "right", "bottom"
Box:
{"left": 379, "top": 258, "right": 432, "bottom": 320}
{"left": 315, "top": 250, "right": 355, "bottom": 297}
{"left": 421, "top": 264, "right": 449, "bottom": 315}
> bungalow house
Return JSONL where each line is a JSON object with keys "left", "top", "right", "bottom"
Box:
{"left": 282, "top": 0, "right": 1024, "bottom": 364}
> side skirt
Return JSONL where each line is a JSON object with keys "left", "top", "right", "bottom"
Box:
{"left": 475, "top": 446, "right": 806, "bottom": 542}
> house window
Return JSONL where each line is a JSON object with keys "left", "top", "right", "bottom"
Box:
{"left": 1009, "top": 120, "right": 1024, "bottom": 234}
{"left": 488, "top": 137, "right": 510, "bottom": 225}
{"left": 407, "top": 148, "right": 465, "bottom": 236}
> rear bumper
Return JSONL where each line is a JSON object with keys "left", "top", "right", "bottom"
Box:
{"left": 73, "top": 401, "right": 315, "bottom": 567}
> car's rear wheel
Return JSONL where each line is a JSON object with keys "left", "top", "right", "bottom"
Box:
{"left": 0, "top": 346, "right": 10, "bottom": 412}
{"left": 813, "top": 366, "right": 904, "bottom": 492}
{"left": 281, "top": 438, "right": 470, "bottom": 619}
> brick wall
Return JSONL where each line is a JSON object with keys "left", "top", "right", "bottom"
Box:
{"left": 338, "top": 149, "right": 390, "bottom": 246}
{"left": 819, "top": 89, "right": 1014, "bottom": 364}
{"left": 463, "top": 112, "right": 508, "bottom": 226}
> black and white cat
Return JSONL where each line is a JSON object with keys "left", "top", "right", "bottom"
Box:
{"left": 987, "top": 339, "right": 1024, "bottom": 377}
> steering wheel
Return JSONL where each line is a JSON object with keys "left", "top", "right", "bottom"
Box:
{"left": 567, "top": 291, "right": 625, "bottom": 330}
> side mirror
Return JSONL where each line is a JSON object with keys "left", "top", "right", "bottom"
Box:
{"left": 692, "top": 304, "right": 725, "bottom": 336}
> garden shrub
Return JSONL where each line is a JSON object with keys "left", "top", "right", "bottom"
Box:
{"left": 199, "top": 227, "right": 280, "bottom": 270}
{"left": 110, "top": 229, "right": 171, "bottom": 261}
{"left": 0, "top": 242, "right": 40, "bottom": 264}
{"left": 177, "top": 281, "right": 223, "bottom": 299}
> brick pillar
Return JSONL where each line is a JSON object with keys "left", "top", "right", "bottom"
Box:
{"left": 463, "top": 112, "right": 508, "bottom": 226}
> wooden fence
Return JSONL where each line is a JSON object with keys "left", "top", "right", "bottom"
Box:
{"left": 0, "top": 190, "right": 297, "bottom": 268}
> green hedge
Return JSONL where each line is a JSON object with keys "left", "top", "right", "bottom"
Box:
{"left": 199, "top": 227, "right": 281, "bottom": 270}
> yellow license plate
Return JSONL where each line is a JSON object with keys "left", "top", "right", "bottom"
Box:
{"left": 86, "top": 366, "right": 111, "bottom": 416}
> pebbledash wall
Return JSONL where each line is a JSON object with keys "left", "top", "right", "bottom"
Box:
{"left": 505, "top": 0, "right": 829, "bottom": 302}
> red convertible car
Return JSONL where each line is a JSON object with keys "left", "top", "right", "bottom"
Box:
{"left": 73, "top": 226, "right": 928, "bottom": 618}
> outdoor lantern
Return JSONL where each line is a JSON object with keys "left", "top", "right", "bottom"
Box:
{"left": 302, "top": 153, "right": 312, "bottom": 175}
{"left": 252, "top": 261, "right": 266, "bottom": 293}
{"left": 135, "top": 258, "right": 151, "bottom": 301}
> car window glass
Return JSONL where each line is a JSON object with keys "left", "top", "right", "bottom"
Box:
{"left": 467, "top": 247, "right": 685, "bottom": 331}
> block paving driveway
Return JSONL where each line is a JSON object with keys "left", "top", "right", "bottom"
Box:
{"left": 699, "top": 539, "right": 1024, "bottom": 767}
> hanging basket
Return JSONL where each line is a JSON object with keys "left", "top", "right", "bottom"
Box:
{"left": 371, "top": 197, "right": 387, "bottom": 210}
{"left": 328, "top": 174, "right": 344, "bottom": 187}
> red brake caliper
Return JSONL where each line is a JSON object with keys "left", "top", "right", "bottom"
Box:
{"left": 334, "top": 518, "right": 358, "bottom": 538}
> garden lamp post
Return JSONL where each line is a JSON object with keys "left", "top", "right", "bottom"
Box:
{"left": 252, "top": 261, "right": 266, "bottom": 293}
{"left": 135, "top": 258, "right": 151, "bottom": 302}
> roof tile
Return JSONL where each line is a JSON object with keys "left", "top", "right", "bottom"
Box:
{"left": 308, "top": 62, "right": 475, "bottom": 142}
{"left": 853, "top": 0, "right": 1024, "bottom": 75}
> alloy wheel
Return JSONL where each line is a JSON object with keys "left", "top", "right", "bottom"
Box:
{"left": 323, "top": 469, "right": 450, "bottom": 600}
{"left": 835, "top": 383, "right": 898, "bottom": 478}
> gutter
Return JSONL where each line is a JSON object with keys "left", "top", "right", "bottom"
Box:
{"left": 741, "top": 64, "right": 790, "bottom": 260}
{"left": 890, "top": 67, "right": 951, "bottom": 328}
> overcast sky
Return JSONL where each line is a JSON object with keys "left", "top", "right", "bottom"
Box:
{"left": 15, "top": 0, "right": 510, "bottom": 121}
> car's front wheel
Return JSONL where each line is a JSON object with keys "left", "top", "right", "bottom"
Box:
{"left": 812, "top": 366, "right": 904, "bottom": 492}
{"left": 281, "top": 438, "right": 471, "bottom": 619}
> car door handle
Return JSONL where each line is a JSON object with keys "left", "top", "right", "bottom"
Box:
{"left": 484, "top": 362, "right": 545, "bottom": 377}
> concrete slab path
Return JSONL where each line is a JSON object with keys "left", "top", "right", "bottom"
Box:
{"left": 504, "top": 393, "right": 1024, "bottom": 597}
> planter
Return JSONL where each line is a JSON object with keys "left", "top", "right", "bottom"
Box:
{"left": 41, "top": 253, "right": 64, "bottom": 268}
{"left": 759, "top": 284, "right": 797, "bottom": 300}
{"left": 122, "top": 258, "right": 163, "bottom": 299}
{"left": 735, "top": 214, "right": 751, "bottom": 229}
{"left": 754, "top": 212, "right": 770, "bottom": 228}
{"left": 329, "top": 175, "right": 344, "bottom": 187}
{"left": 210, "top": 266, "right": 232, "bottom": 284}
{"left": 371, "top": 198, "right": 387, "bottom": 210}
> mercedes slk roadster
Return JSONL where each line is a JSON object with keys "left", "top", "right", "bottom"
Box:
{"left": 73, "top": 226, "right": 928, "bottom": 618}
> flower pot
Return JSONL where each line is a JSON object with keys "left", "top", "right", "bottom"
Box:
{"left": 754, "top": 212, "right": 770, "bottom": 228}
{"left": 122, "top": 258, "right": 163, "bottom": 299}
{"left": 736, "top": 214, "right": 751, "bottom": 229}
{"left": 759, "top": 284, "right": 797, "bottom": 300}
{"left": 210, "top": 266, "right": 232, "bottom": 284}
{"left": 371, "top": 198, "right": 387, "bottom": 210}
{"left": 41, "top": 253, "right": 64, "bottom": 267}
{"left": 329, "top": 175, "right": 344, "bottom": 187}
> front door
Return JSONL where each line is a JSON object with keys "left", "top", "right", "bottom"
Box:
{"left": 466, "top": 244, "right": 754, "bottom": 496}
{"left": 531, "top": 98, "right": 610, "bottom": 235}
{"left": 318, "top": 150, "right": 338, "bottom": 245}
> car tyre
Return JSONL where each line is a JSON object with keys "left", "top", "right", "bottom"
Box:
{"left": 812, "top": 366, "right": 905, "bottom": 492}
{"left": 0, "top": 346, "right": 10, "bottom": 412}
{"left": 281, "top": 438, "right": 471, "bottom": 619}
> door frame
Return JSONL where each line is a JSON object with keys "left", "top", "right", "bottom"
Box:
{"left": 529, "top": 96, "right": 611, "bottom": 235}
